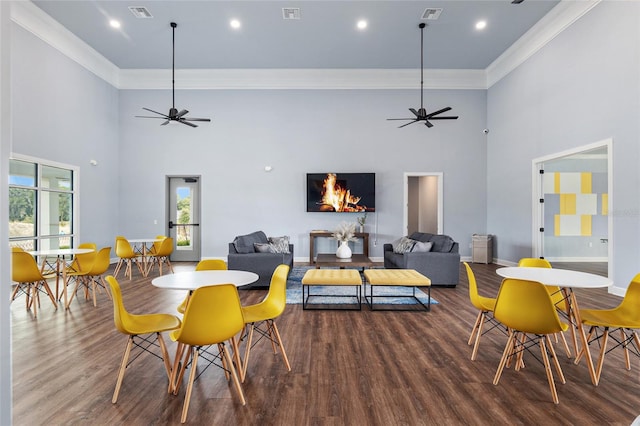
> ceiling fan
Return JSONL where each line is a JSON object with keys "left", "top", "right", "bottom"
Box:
{"left": 387, "top": 23, "right": 458, "bottom": 129}
{"left": 136, "top": 22, "right": 211, "bottom": 128}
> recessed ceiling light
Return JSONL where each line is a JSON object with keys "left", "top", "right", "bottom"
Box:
{"left": 109, "top": 19, "right": 121, "bottom": 29}
{"left": 230, "top": 19, "right": 241, "bottom": 29}
{"left": 357, "top": 20, "right": 368, "bottom": 30}
{"left": 475, "top": 20, "right": 487, "bottom": 30}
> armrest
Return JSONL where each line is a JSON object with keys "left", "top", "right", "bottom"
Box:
{"left": 383, "top": 243, "right": 393, "bottom": 252}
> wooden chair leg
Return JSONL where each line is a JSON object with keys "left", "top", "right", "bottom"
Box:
{"left": 494, "top": 331, "right": 516, "bottom": 385}
{"left": 242, "top": 325, "right": 255, "bottom": 382}
{"left": 622, "top": 328, "right": 631, "bottom": 370}
{"left": 594, "top": 329, "right": 609, "bottom": 383}
{"left": 169, "top": 342, "right": 185, "bottom": 394}
{"left": 468, "top": 311, "right": 483, "bottom": 346}
{"left": 181, "top": 348, "right": 199, "bottom": 423}
{"left": 545, "top": 335, "right": 566, "bottom": 384}
{"left": 230, "top": 336, "right": 245, "bottom": 383}
{"left": 540, "top": 337, "right": 560, "bottom": 404}
{"left": 222, "top": 343, "right": 246, "bottom": 406}
{"left": 471, "top": 312, "right": 485, "bottom": 361}
{"left": 270, "top": 321, "right": 291, "bottom": 371}
{"left": 112, "top": 336, "right": 134, "bottom": 403}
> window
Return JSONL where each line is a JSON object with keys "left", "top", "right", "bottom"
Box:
{"left": 9, "top": 157, "right": 77, "bottom": 251}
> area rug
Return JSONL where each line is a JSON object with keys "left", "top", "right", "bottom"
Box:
{"left": 286, "top": 266, "right": 438, "bottom": 306}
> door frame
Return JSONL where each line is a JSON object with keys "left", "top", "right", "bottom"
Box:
{"left": 166, "top": 175, "right": 202, "bottom": 262}
{"left": 403, "top": 172, "right": 443, "bottom": 236}
{"left": 531, "top": 138, "right": 612, "bottom": 277}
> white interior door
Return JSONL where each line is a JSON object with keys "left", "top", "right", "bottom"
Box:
{"left": 168, "top": 176, "right": 201, "bottom": 262}
{"left": 404, "top": 172, "right": 443, "bottom": 235}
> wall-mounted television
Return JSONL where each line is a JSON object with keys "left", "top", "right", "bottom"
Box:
{"left": 307, "top": 173, "right": 375, "bottom": 212}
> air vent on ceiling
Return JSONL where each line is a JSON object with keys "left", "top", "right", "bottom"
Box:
{"left": 128, "top": 6, "right": 153, "bottom": 19}
{"left": 282, "top": 8, "right": 301, "bottom": 20}
{"left": 421, "top": 8, "right": 443, "bottom": 20}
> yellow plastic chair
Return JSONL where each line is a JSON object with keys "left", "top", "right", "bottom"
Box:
{"left": 176, "top": 259, "right": 228, "bottom": 315}
{"left": 170, "top": 284, "right": 246, "bottom": 423}
{"left": 148, "top": 235, "right": 167, "bottom": 256}
{"left": 11, "top": 247, "right": 58, "bottom": 317}
{"left": 240, "top": 264, "right": 291, "bottom": 382}
{"left": 113, "top": 236, "right": 143, "bottom": 280}
{"left": 518, "top": 258, "right": 572, "bottom": 357}
{"left": 464, "top": 262, "right": 500, "bottom": 361}
{"left": 67, "top": 247, "right": 112, "bottom": 308}
{"left": 106, "top": 276, "right": 181, "bottom": 404}
{"left": 577, "top": 273, "right": 640, "bottom": 384}
{"left": 145, "top": 237, "right": 174, "bottom": 277}
{"left": 58, "top": 242, "right": 96, "bottom": 301}
{"left": 493, "top": 278, "right": 569, "bottom": 404}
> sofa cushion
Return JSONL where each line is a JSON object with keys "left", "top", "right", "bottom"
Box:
{"left": 429, "top": 234, "right": 455, "bottom": 253}
{"left": 254, "top": 242, "right": 276, "bottom": 253}
{"left": 393, "top": 236, "right": 416, "bottom": 254}
{"left": 233, "top": 231, "right": 268, "bottom": 254}
{"left": 268, "top": 236, "right": 291, "bottom": 254}
{"left": 411, "top": 241, "right": 433, "bottom": 253}
{"left": 409, "top": 232, "right": 434, "bottom": 243}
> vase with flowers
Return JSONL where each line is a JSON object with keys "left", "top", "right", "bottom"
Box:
{"left": 332, "top": 222, "right": 357, "bottom": 259}
{"left": 357, "top": 212, "right": 368, "bottom": 233}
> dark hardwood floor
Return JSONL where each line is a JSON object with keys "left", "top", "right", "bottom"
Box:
{"left": 11, "top": 262, "right": 639, "bottom": 425}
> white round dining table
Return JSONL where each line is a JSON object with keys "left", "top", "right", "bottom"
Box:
{"left": 151, "top": 270, "right": 259, "bottom": 290}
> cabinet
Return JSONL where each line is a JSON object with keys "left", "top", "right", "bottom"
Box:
{"left": 309, "top": 231, "right": 369, "bottom": 263}
{"left": 472, "top": 234, "right": 493, "bottom": 264}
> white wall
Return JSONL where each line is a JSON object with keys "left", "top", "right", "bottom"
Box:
{"left": 11, "top": 24, "right": 120, "bottom": 250}
{"left": 118, "top": 88, "right": 488, "bottom": 260}
{"left": 487, "top": 1, "right": 640, "bottom": 292}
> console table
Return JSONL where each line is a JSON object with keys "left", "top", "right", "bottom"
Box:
{"left": 309, "top": 231, "right": 369, "bottom": 263}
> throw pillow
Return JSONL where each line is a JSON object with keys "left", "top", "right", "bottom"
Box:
{"left": 268, "top": 236, "right": 290, "bottom": 254}
{"left": 233, "top": 231, "right": 268, "bottom": 254}
{"left": 429, "top": 235, "right": 454, "bottom": 253}
{"left": 393, "top": 236, "right": 416, "bottom": 254}
{"left": 411, "top": 241, "right": 433, "bottom": 253}
{"left": 254, "top": 243, "right": 276, "bottom": 253}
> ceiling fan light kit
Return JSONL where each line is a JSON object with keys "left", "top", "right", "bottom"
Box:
{"left": 387, "top": 23, "right": 458, "bottom": 129}
{"left": 135, "top": 22, "right": 211, "bottom": 128}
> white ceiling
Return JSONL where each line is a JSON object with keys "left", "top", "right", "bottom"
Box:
{"left": 31, "top": 0, "right": 561, "bottom": 70}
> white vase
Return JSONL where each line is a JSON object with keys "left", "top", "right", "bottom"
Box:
{"left": 336, "top": 240, "right": 352, "bottom": 258}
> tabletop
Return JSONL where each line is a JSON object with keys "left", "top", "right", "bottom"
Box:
{"left": 151, "top": 270, "right": 259, "bottom": 290}
{"left": 28, "top": 248, "right": 94, "bottom": 257}
{"left": 127, "top": 238, "right": 163, "bottom": 244}
{"left": 496, "top": 267, "right": 612, "bottom": 289}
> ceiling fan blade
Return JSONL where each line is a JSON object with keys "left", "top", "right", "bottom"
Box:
{"left": 409, "top": 108, "right": 420, "bottom": 117}
{"left": 425, "top": 120, "right": 434, "bottom": 128}
{"left": 142, "top": 107, "right": 168, "bottom": 117}
{"left": 398, "top": 120, "right": 418, "bottom": 128}
{"left": 425, "top": 107, "right": 452, "bottom": 118}
{"left": 184, "top": 117, "right": 211, "bottom": 122}
{"left": 161, "top": 120, "right": 170, "bottom": 126}
{"left": 179, "top": 120, "right": 198, "bottom": 128}
{"left": 135, "top": 115, "right": 168, "bottom": 119}
{"left": 175, "top": 109, "right": 189, "bottom": 118}
{"left": 387, "top": 118, "right": 415, "bottom": 121}
{"left": 430, "top": 116, "right": 459, "bottom": 120}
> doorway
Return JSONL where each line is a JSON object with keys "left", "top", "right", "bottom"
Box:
{"left": 167, "top": 176, "right": 201, "bottom": 262}
{"left": 532, "top": 139, "right": 611, "bottom": 276}
{"left": 404, "top": 172, "right": 443, "bottom": 236}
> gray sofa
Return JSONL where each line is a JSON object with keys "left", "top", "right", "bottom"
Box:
{"left": 383, "top": 232, "right": 460, "bottom": 287}
{"left": 228, "top": 231, "right": 293, "bottom": 289}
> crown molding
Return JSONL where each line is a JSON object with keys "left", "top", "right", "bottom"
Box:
{"left": 486, "top": 0, "right": 602, "bottom": 87}
{"left": 118, "top": 68, "right": 486, "bottom": 90}
{"left": 12, "top": 0, "right": 598, "bottom": 91}
{"left": 11, "top": 1, "right": 120, "bottom": 87}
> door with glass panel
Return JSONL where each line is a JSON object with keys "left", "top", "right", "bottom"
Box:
{"left": 168, "top": 177, "right": 201, "bottom": 262}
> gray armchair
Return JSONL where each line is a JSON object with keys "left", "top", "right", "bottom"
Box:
{"left": 384, "top": 232, "right": 460, "bottom": 287}
{"left": 227, "top": 231, "right": 293, "bottom": 289}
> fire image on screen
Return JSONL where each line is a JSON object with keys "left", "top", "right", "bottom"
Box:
{"left": 306, "top": 173, "right": 375, "bottom": 212}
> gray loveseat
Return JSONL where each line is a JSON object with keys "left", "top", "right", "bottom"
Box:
{"left": 228, "top": 231, "right": 294, "bottom": 289}
{"left": 383, "top": 232, "right": 460, "bottom": 287}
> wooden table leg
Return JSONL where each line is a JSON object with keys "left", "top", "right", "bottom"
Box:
{"left": 568, "top": 289, "right": 599, "bottom": 385}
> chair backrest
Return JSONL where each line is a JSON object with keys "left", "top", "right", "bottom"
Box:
{"left": 195, "top": 259, "right": 227, "bottom": 271}
{"left": 173, "top": 284, "right": 245, "bottom": 347}
{"left": 613, "top": 273, "right": 640, "bottom": 323}
{"left": 463, "top": 262, "right": 483, "bottom": 309}
{"left": 494, "top": 278, "right": 565, "bottom": 335}
{"left": 155, "top": 237, "right": 174, "bottom": 257}
{"left": 11, "top": 248, "right": 44, "bottom": 283}
{"left": 151, "top": 235, "right": 166, "bottom": 253}
{"left": 115, "top": 236, "right": 136, "bottom": 258}
{"left": 72, "top": 242, "right": 97, "bottom": 271}
{"left": 518, "top": 258, "right": 552, "bottom": 268}
{"left": 256, "top": 264, "right": 290, "bottom": 319}
{"left": 87, "top": 247, "right": 112, "bottom": 275}
{"left": 105, "top": 275, "right": 135, "bottom": 335}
